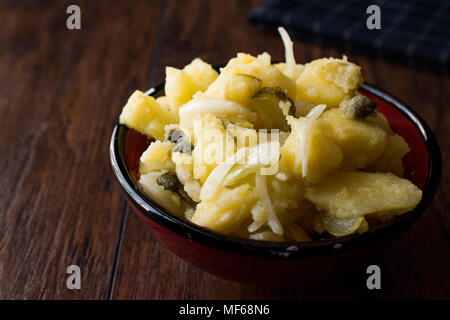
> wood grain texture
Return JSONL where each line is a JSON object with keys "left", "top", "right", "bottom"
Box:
{"left": 0, "top": 0, "right": 161, "bottom": 299}
{"left": 112, "top": 0, "right": 450, "bottom": 300}
{"left": 0, "top": 0, "right": 448, "bottom": 300}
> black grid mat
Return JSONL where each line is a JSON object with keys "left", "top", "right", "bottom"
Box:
{"left": 249, "top": 0, "right": 450, "bottom": 72}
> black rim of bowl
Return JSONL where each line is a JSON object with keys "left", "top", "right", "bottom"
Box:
{"left": 110, "top": 82, "right": 441, "bottom": 258}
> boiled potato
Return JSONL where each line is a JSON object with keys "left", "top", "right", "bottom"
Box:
{"left": 305, "top": 171, "right": 422, "bottom": 219}
{"left": 275, "top": 62, "right": 305, "bottom": 81}
{"left": 155, "top": 95, "right": 176, "bottom": 117}
{"left": 258, "top": 65, "right": 296, "bottom": 100}
{"left": 225, "top": 74, "right": 261, "bottom": 106}
{"left": 249, "top": 229, "right": 285, "bottom": 242}
{"left": 280, "top": 117, "right": 343, "bottom": 184}
{"left": 172, "top": 152, "right": 202, "bottom": 203}
{"left": 365, "top": 110, "right": 393, "bottom": 134}
{"left": 250, "top": 176, "right": 305, "bottom": 225}
{"left": 203, "top": 53, "right": 267, "bottom": 99}
{"left": 191, "top": 114, "right": 236, "bottom": 184}
{"left": 204, "top": 53, "right": 296, "bottom": 101}
{"left": 165, "top": 67, "right": 202, "bottom": 111}
{"left": 139, "top": 172, "right": 184, "bottom": 216}
{"left": 119, "top": 90, "right": 177, "bottom": 141}
{"left": 191, "top": 184, "right": 258, "bottom": 234}
{"left": 222, "top": 122, "right": 258, "bottom": 149}
{"left": 165, "top": 58, "right": 218, "bottom": 111}
{"left": 183, "top": 58, "right": 219, "bottom": 90}
{"left": 319, "top": 108, "right": 387, "bottom": 169}
{"left": 139, "top": 141, "right": 174, "bottom": 175}
{"left": 296, "top": 57, "right": 363, "bottom": 106}
{"left": 368, "top": 134, "right": 409, "bottom": 176}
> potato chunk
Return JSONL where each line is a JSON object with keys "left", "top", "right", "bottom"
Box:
{"left": 165, "top": 58, "right": 218, "bottom": 111}
{"left": 191, "top": 114, "right": 236, "bottom": 184}
{"left": 296, "top": 57, "right": 363, "bottom": 106}
{"left": 258, "top": 65, "right": 296, "bottom": 100}
{"left": 139, "top": 141, "right": 174, "bottom": 175}
{"left": 165, "top": 67, "right": 203, "bottom": 111}
{"left": 319, "top": 108, "right": 387, "bottom": 169}
{"left": 368, "top": 134, "right": 410, "bottom": 176}
{"left": 203, "top": 53, "right": 296, "bottom": 102}
{"left": 305, "top": 172, "right": 422, "bottom": 219}
{"left": 183, "top": 58, "right": 219, "bottom": 89}
{"left": 280, "top": 117, "right": 343, "bottom": 184}
{"left": 119, "top": 90, "right": 177, "bottom": 141}
{"left": 191, "top": 184, "right": 258, "bottom": 234}
{"left": 139, "top": 172, "right": 184, "bottom": 216}
{"left": 225, "top": 74, "right": 261, "bottom": 106}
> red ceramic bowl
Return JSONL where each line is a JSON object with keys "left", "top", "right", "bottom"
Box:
{"left": 110, "top": 82, "right": 441, "bottom": 286}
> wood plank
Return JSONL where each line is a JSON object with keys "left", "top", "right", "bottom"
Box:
{"left": 112, "top": 0, "right": 450, "bottom": 299}
{"left": 0, "top": 0, "right": 161, "bottom": 299}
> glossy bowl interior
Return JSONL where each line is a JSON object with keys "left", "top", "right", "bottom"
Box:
{"left": 110, "top": 82, "right": 441, "bottom": 285}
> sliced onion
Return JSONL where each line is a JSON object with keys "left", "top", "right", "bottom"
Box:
{"left": 199, "top": 147, "right": 247, "bottom": 201}
{"left": 179, "top": 98, "right": 256, "bottom": 130}
{"left": 255, "top": 173, "right": 283, "bottom": 235}
{"left": 306, "top": 104, "right": 327, "bottom": 119}
{"left": 321, "top": 213, "right": 366, "bottom": 237}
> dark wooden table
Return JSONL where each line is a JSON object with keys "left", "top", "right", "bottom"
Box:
{"left": 0, "top": 0, "right": 448, "bottom": 300}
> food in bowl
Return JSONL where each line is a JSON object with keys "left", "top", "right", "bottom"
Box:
{"left": 117, "top": 27, "right": 422, "bottom": 242}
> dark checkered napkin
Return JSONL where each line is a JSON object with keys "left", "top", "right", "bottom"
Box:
{"left": 249, "top": 0, "right": 450, "bottom": 72}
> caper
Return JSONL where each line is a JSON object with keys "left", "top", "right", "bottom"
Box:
{"left": 167, "top": 129, "right": 185, "bottom": 144}
{"left": 157, "top": 172, "right": 181, "bottom": 192}
{"left": 178, "top": 188, "right": 197, "bottom": 207}
{"left": 251, "top": 87, "right": 295, "bottom": 131}
{"left": 173, "top": 141, "right": 194, "bottom": 154}
{"left": 156, "top": 172, "right": 197, "bottom": 207}
{"left": 340, "top": 94, "right": 376, "bottom": 119}
{"left": 168, "top": 129, "right": 193, "bottom": 155}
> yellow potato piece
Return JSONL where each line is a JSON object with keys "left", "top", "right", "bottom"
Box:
{"left": 368, "top": 134, "right": 410, "bottom": 177}
{"left": 225, "top": 74, "right": 261, "bottom": 107}
{"left": 155, "top": 95, "right": 177, "bottom": 118}
{"left": 165, "top": 67, "right": 203, "bottom": 111}
{"left": 204, "top": 52, "right": 296, "bottom": 102}
{"left": 258, "top": 65, "right": 296, "bottom": 100}
{"left": 191, "top": 114, "right": 236, "bottom": 184}
{"left": 319, "top": 108, "right": 387, "bottom": 170}
{"left": 165, "top": 58, "right": 218, "bottom": 112}
{"left": 281, "top": 117, "right": 343, "bottom": 184}
{"left": 183, "top": 58, "right": 219, "bottom": 90}
{"left": 274, "top": 62, "right": 305, "bottom": 81}
{"left": 139, "top": 141, "right": 174, "bottom": 175}
{"left": 305, "top": 171, "right": 422, "bottom": 219}
{"left": 296, "top": 57, "right": 363, "bottom": 106}
{"left": 191, "top": 184, "right": 258, "bottom": 234}
{"left": 203, "top": 53, "right": 265, "bottom": 99}
{"left": 119, "top": 90, "right": 177, "bottom": 141}
{"left": 139, "top": 172, "right": 184, "bottom": 216}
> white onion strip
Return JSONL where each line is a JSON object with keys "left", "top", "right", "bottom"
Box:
{"left": 255, "top": 172, "right": 283, "bottom": 235}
